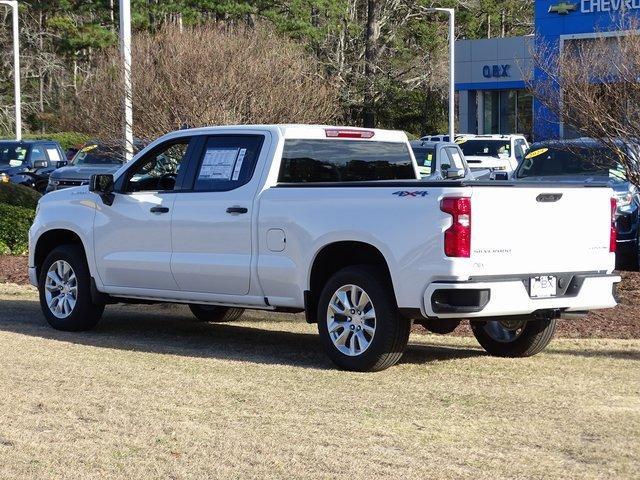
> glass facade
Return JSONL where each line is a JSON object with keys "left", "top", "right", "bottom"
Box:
{"left": 481, "top": 89, "right": 532, "bottom": 138}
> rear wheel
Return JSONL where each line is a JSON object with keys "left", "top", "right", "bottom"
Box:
{"left": 188, "top": 304, "right": 244, "bottom": 323}
{"left": 317, "top": 265, "right": 410, "bottom": 372}
{"left": 471, "top": 317, "right": 556, "bottom": 357}
{"left": 38, "top": 245, "right": 104, "bottom": 331}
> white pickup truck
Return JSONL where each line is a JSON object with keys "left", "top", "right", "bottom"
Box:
{"left": 29, "top": 125, "right": 620, "bottom": 371}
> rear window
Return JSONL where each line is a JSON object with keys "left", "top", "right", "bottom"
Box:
{"left": 279, "top": 140, "right": 415, "bottom": 183}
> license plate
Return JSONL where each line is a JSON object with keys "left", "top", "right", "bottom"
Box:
{"left": 530, "top": 276, "right": 557, "bottom": 298}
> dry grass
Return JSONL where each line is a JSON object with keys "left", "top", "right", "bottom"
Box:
{"left": 0, "top": 283, "right": 639, "bottom": 480}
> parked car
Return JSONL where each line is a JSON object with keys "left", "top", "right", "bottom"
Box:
{"left": 410, "top": 140, "right": 490, "bottom": 180}
{"left": 456, "top": 134, "right": 529, "bottom": 174}
{"left": 515, "top": 138, "right": 640, "bottom": 269}
{"left": 46, "top": 140, "right": 143, "bottom": 193}
{"left": 0, "top": 140, "right": 67, "bottom": 193}
{"left": 29, "top": 125, "right": 619, "bottom": 371}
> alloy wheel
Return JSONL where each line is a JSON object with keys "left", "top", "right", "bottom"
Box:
{"left": 44, "top": 260, "right": 78, "bottom": 319}
{"left": 326, "top": 284, "right": 376, "bottom": 356}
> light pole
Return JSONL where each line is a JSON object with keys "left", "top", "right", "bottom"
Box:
{"left": 119, "top": 0, "right": 133, "bottom": 161}
{"left": 426, "top": 7, "right": 455, "bottom": 141}
{"left": 1, "top": 1, "right": 21, "bottom": 140}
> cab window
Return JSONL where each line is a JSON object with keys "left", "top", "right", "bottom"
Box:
{"left": 192, "top": 135, "right": 264, "bottom": 192}
{"left": 124, "top": 139, "right": 191, "bottom": 192}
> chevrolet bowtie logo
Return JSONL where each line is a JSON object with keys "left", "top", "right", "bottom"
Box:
{"left": 548, "top": 2, "right": 578, "bottom": 14}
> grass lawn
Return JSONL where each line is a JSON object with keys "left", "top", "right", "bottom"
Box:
{"left": 0, "top": 283, "right": 639, "bottom": 479}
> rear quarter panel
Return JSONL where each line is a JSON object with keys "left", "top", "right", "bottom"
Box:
{"left": 256, "top": 184, "right": 471, "bottom": 309}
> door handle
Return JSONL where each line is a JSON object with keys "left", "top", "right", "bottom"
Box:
{"left": 226, "top": 206, "right": 248, "bottom": 214}
{"left": 150, "top": 206, "right": 170, "bottom": 214}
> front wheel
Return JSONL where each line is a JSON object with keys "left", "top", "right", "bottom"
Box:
{"left": 38, "top": 245, "right": 104, "bottom": 331}
{"left": 471, "top": 317, "right": 557, "bottom": 358}
{"left": 317, "top": 265, "right": 411, "bottom": 372}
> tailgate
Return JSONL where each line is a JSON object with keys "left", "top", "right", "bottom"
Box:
{"left": 469, "top": 185, "right": 614, "bottom": 277}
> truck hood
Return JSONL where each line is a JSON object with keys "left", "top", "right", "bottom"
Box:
{"left": 0, "top": 164, "right": 27, "bottom": 176}
{"left": 49, "top": 164, "right": 122, "bottom": 181}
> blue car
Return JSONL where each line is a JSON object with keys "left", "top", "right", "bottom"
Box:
{"left": 515, "top": 138, "right": 639, "bottom": 270}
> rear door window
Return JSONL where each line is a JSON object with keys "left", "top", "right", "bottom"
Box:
{"left": 193, "top": 135, "right": 264, "bottom": 192}
{"left": 279, "top": 140, "right": 415, "bottom": 183}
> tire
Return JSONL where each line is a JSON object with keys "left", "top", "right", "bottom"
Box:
{"left": 38, "top": 244, "right": 104, "bottom": 331}
{"left": 471, "top": 317, "right": 557, "bottom": 358}
{"left": 188, "top": 304, "right": 244, "bottom": 323}
{"left": 317, "top": 265, "right": 411, "bottom": 372}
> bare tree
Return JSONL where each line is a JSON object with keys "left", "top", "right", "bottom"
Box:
{"left": 527, "top": 16, "right": 640, "bottom": 186}
{"left": 56, "top": 24, "right": 340, "bottom": 143}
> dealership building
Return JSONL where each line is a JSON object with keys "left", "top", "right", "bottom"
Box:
{"left": 455, "top": 0, "right": 640, "bottom": 140}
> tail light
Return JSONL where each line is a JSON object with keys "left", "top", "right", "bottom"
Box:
{"left": 325, "top": 128, "right": 375, "bottom": 139}
{"left": 441, "top": 197, "right": 471, "bottom": 258}
{"left": 610, "top": 197, "right": 617, "bottom": 253}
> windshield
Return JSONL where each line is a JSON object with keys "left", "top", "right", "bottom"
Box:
{"left": 458, "top": 139, "right": 510, "bottom": 158}
{"left": 71, "top": 144, "right": 125, "bottom": 166}
{"left": 516, "top": 146, "right": 627, "bottom": 182}
{"left": 0, "top": 143, "right": 28, "bottom": 167}
{"left": 411, "top": 146, "right": 436, "bottom": 174}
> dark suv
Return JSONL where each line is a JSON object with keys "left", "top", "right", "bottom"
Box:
{"left": 0, "top": 140, "right": 67, "bottom": 193}
{"left": 515, "top": 138, "right": 639, "bottom": 269}
{"left": 46, "top": 141, "right": 143, "bottom": 193}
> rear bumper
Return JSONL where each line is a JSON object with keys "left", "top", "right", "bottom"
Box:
{"left": 422, "top": 273, "right": 620, "bottom": 319}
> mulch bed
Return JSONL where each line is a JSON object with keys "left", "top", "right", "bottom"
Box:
{"left": 1, "top": 255, "right": 638, "bottom": 338}
{"left": 0, "top": 255, "right": 30, "bottom": 285}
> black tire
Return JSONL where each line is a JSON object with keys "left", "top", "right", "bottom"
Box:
{"left": 38, "top": 244, "right": 104, "bottom": 331}
{"left": 471, "top": 317, "right": 557, "bottom": 358}
{"left": 317, "top": 265, "right": 411, "bottom": 372}
{"left": 188, "top": 304, "right": 244, "bottom": 323}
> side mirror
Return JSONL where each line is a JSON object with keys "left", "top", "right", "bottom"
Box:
{"left": 56, "top": 160, "right": 68, "bottom": 168}
{"left": 89, "top": 173, "right": 115, "bottom": 206}
{"left": 444, "top": 168, "right": 466, "bottom": 180}
{"left": 33, "top": 160, "right": 48, "bottom": 169}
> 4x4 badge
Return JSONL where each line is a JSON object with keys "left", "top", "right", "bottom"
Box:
{"left": 393, "top": 191, "right": 429, "bottom": 197}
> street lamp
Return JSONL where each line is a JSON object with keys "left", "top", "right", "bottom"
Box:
{"left": 0, "top": 1, "right": 21, "bottom": 140}
{"left": 425, "top": 7, "right": 455, "bottom": 142}
{"left": 119, "top": 0, "right": 133, "bottom": 161}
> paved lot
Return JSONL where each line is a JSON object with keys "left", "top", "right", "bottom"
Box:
{"left": 0, "top": 283, "right": 639, "bottom": 479}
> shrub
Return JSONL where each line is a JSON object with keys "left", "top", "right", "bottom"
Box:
{"left": 23, "top": 132, "right": 91, "bottom": 151}
{"left": 58, "top": 24, "right": 340, "bottom": 142}
{"left": 0, "top": 183, "right": 42, "bottom": 210}
{"left": 0, "top": 203, "right": 35, "bottom": 255}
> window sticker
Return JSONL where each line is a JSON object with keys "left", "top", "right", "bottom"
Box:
{"left": 449, "top": 150, "right": 464, "bottom": 169}
{"left": 423, "top": 153, "right": 432, "bottom": 167}
{"left": 198, "top": 148, "right": 240, "bottom": 180}
{"left": 231, "top": 148, "right": 247, "bottom": 181}
{"left": 47, "top": 148, "right": 61, "bottom": 162}
{"left": 525, "top": 147, "right": 549, "bottom": 159}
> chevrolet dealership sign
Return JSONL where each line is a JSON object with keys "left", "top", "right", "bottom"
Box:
{"left": 582, "top": 0, "right": 640, "bottom": 12}
{"left": 550, "top": 0, "right": 640, "bottom": 14}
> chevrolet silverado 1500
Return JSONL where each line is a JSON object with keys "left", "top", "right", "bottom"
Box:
{"left": 29, "top": 125, "right": 620, "bottom": 371}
